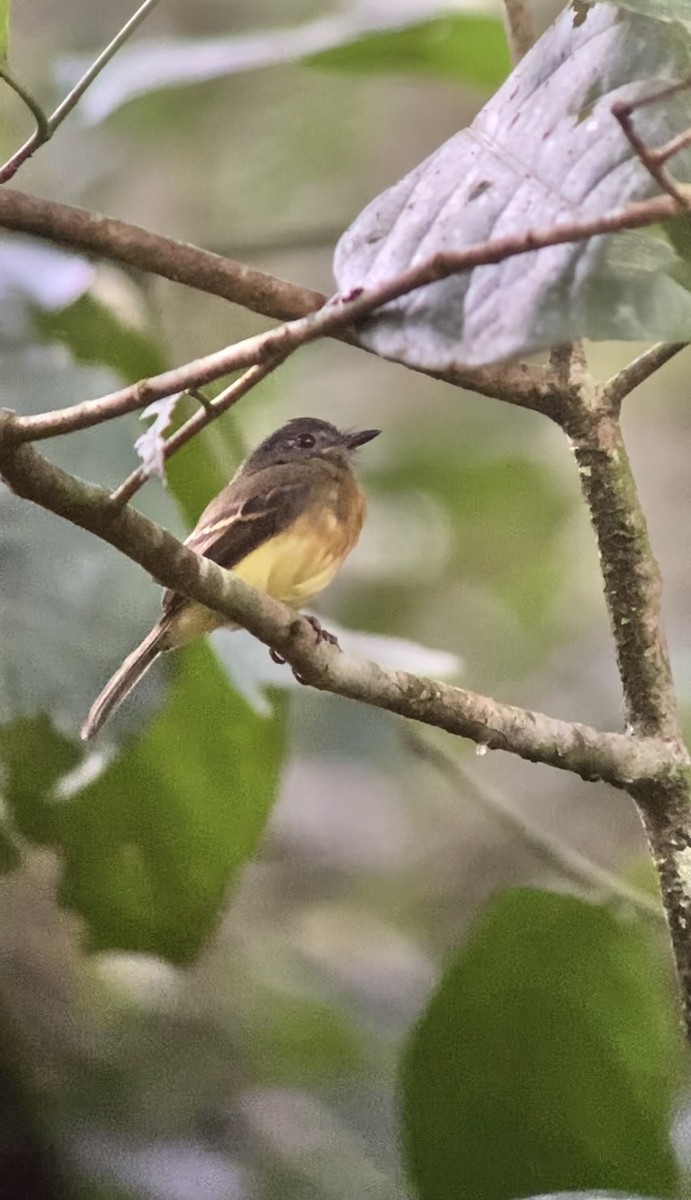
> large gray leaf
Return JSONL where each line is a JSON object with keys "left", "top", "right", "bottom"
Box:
{"left": 334, "top": 4, "right": 691, "bottom": 368}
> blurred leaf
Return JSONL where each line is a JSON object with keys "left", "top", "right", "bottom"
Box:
{"left": 59, "top": 4, "right": 502, "bottom": 122}
{"left": 247, "top": 994, "right": 362, "bottom": 1083}
{"left": 662, "top": 212, "right": 691, "bottom": 263}
{"left": 0, "top": 830, "right": 20, "bottom": 873}
{"left": 37, "top": 291, "right": 167, "bottom": 381}
{"left": 5, "top": 644, "right": 285, "bottom": 963}
{"left": 370, "top": 451, "right": 571, "bottom": 647}
{"left": 335, "top": 6, "right": 691, "bottom": 368}
{"left": 598, "top": 0, "right": 691, "bottom": 19}
{"left": 518, "top": 1194, "right": 670, "bottom": 1199}
{"left": 0, "top": 254, "right": 183, "bottom": 732}
{"left": 0, "top": 240, "right": 92, "bottom": 332}
{"left": 402, "top": 890, "right": 681, "bottom": 1200}
{"left": 0, "top": 341, "right": 182, "bottom": 732}
{"left": 0, "top": 1, "right": 9, "bottom": 65}
{"left": 306, "top": 14, "right": 510, "bottom": 89}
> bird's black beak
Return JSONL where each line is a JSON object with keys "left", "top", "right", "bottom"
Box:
{"left": 346, "top": 428, "right": 381, "bottom": 450}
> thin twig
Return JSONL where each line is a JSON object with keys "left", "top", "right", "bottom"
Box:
{"left": 0, "top": 413, "right": 683, "bottom": 793}
{"left": 502, "top": 0, "right": 535, "bottom": 63}
{"left": 0, "top": 0, "right": 162, "bottom": 185}
{"left": 0, "top": 70, "right": 49, "bottom": 140}
{"left": 110, "top": 360, "right": 280, "bottom": 508}
{"left": 0, "top": 187, "right": 552, "bottom": 412}
{"left": 602, "top": 342, "right": 688, "bottom": 411}
{"left": 404, "top": 731, "right": 664, "bottom": 923}
{"left": 12, "top": 187, "right": 689, "bottom": 443}
{"left": 612, "top": 85, "right": 691, "bottom": 207}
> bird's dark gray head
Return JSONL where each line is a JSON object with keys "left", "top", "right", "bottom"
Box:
{"left": 244, "top": 417, "right": 380, "bottom": 472}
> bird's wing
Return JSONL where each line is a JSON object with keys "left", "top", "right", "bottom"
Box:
{"left": 162, "top": 475, "right": 311, "bottom": 617}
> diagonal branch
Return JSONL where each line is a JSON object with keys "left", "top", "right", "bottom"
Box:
{"left": 0, "top": 189, "right": 550, "bottom": 412}
{"left": 109, "top": 361, "right": 281, "bottom": 508}
{"left": 0, "top": 0, "right": 163, "bottom": 185}
{"left": 11, "top": 185, "right": 690, "bottom": 444}
{"left": 404, "top": 731, "right": 665, "bottom": 923}
{"left": 0, "top": 411, "right": 681, "bottom": 792}
{"left": 602, "top": 342, "right": 688, "bottom": 411}
{"left": 0, "top": 188, "right": 322, "bottom": 321}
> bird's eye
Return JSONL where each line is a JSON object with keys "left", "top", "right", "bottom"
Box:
{"left": 296, "top": 433, "right": 316, "bottom": 449}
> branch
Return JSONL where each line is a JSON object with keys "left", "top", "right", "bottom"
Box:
{"left": 561, "top": 383, "right": 691, "bottom": 1036}
{"left": 0, "top": 188, "right": 323, "bottom": 321}
{"left": 110, "top": 361, "right": 280, "bottom": 508}
{"left": 0, "top": 412, "right": 681, "bottom": 792}
{"left": 503, "top": 0, "right": 535, "bottom": 64}
{"left": 0, "top": 71, "right": 49, "bottom": 141}
{"left": 565, "top": 405, "right": 680, "bottom": 742}
{"left": 404, "top": 732, "right": 665, "bottom": 923}
{"left": 602, "top": 342, "right": 688, "bottom": 410}
{"left": 0, "top": 0, "right": 163, "bottom": 185}
{"left": 0, "top": 189, "right": 548, "bottom": 411}
{"left": 612, "top": 79, "right": 691, "bottom": 207}
{"left": 11, "top": 187, "right": 688, "bottom": 443}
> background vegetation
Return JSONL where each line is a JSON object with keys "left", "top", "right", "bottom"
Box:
{"left": 1, "top": 1, "right": 690, "bottom": 1197}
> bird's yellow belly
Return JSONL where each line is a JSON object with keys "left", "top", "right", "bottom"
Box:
{"left": 233, "top": 514, "right": 349, "bottom": 606}
{"left": 170, "top": 512, "right": 355, "bottom": 647}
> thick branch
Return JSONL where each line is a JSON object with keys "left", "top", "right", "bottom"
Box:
{"left": 0, "top": 188, "right": 322, "bottom": 321}
{"left": 563, "top": 395, "right": 691, "bottom": 1036}
{"left": 565, "top": 407, "right": 680, "bottom": 742}
{"left": 12, "top": 183, "right": 688, "bottom": 443}
{"left": 0, "top": 411, "right": 681, "bottom": 791}
{"left": 0, "top": 190, "right": 551, "bottom": 413}
{"left": 634, "top": 774, "right": 691, "bottom": 1035}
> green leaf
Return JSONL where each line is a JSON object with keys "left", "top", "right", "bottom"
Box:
{"left": 306, "top": 14, "right": 510, "bottom": 90}
{"left": 335, "top": 5, "right": 691, "bottom": 367}
{"left": 402, "top": 890, "right": 682, "bottom": 1200}
{"left": 0, "top": 0, "right": 9, "bottom": 65}
{"left": 5, "top": 644, "right": 285, "bottom": 964}
{"left": 61, "top": 7, "right": 508, "bottom": 123}
{"left": 36, "top": 293, "right": 167, "bottom": 382}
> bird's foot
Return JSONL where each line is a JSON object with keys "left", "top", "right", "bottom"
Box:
{"left": 304, "top": 614, "right": 339, "bottom": 648}
{"left": 268, "top": 616, "right": 339, "bottom": 674}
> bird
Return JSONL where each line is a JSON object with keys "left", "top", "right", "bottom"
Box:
{"left": 81, "top": 416, "right": 380, "bottom": 741}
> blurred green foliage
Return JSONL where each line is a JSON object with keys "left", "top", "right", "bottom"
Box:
{"left": 2, "top": 646, "right": 285, "bottom": 962}
{"left": 403, "top": 891, "right": 682, "bottom": 1200}
{"left": 0, "top": 0, "right": 9, "bottom": 65}
{"left": 0, "top": 3, "right": 690, "bottom": 1200}
{"left": 307, "top": 14, "right": 511, "bottom": 89}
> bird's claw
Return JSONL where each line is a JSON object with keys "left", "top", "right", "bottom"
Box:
{"left": 268, "top": 616, "right": 339, "bottom": 673}
{"left": 304, "top": 615, "right": 339, "bottom": 648}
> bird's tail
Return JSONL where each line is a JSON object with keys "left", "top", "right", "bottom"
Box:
{"left": 81, "top": 624, "right": 167, "bottom": 743}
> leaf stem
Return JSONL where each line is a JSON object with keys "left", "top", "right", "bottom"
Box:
{"left": 0, "top": 0, "right": 162, "bottom": 185}
{"left": 0, "top": 70, "right": 49, "bottom": 140}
